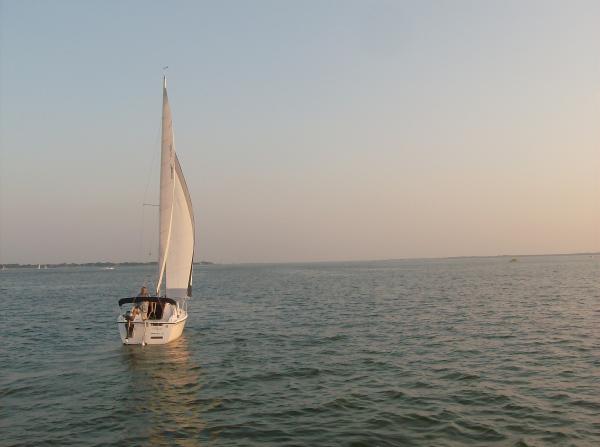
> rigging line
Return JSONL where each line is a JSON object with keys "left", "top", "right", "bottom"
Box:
{"left": 145, "top": 259, "right": 156, "bottom": 290}
{"left": 143, "top": 104, "right": 163, "bottom": 203}
{"left": 137, "top": 113, "right": 162, "bottom": 263}
{"left": 138, "top": 204, "right": 146, "bottom": 265}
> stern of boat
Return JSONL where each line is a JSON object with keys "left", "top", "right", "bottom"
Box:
{"left": 118, "top": 316, "right": 187, "bottom": 345}
{"left": 117, "top": 297, "right": 188, "bottom": 345}
{"left": 118, "top": 318, "right": 187, "bottom": 345}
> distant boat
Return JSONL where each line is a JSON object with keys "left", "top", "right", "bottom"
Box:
{"left": 104, "top": 266, "right": 115, "bottom": 270}
{"left": 1, "top": 265, "right": 6, "bottom": 271}
{"left": 509, "top": 258, "right": 518, "bottom": 263}
{"left": 117, "top": 76, "right": 195, "bottom": 346}
{"left": 37, "top": 264, "right": 41, "bottom": 270}
{"left": 44, "top": 265, "right": 48, "bottom": 269}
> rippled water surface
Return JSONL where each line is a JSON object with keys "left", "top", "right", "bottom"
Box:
{"left": 2, "top": 256, "right": 600, "bottom": 446}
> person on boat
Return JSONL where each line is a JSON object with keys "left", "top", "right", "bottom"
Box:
{"left": 137, "top": 286, "right": 150, "bottom": 320}
{"left": 148, "top": 300, "right": 157, "bottom": 319}
{"left": 126, "top": 305, "right": 141, "bottom": 338}
{"left": 138, "top": 285, "right": 159, "bottom": 319}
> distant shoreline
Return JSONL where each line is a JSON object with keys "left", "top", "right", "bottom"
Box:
{"left": 1, "top": 253, "right": 597, "bottom": 269}
{"left": 0, "top": 261, "right": 216, "bottom": 269}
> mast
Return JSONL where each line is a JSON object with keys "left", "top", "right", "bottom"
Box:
{"left": 156, "top": 76, "right": 175, "bottom": 296}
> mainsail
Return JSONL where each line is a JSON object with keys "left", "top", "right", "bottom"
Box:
{"left": 156, "top": 76, "right": 195, "bottom": 298}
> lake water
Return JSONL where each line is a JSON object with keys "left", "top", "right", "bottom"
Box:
{"left": 1, "top": 256, "right": 599, "bottom": 446}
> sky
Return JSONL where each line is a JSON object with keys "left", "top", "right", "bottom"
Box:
{"left": 0, "top": 0, "right": 599, "bottom": 264}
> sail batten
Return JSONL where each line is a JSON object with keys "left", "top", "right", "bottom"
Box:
{"left": 156, "top": 76, "right": 195, "bottom": 298}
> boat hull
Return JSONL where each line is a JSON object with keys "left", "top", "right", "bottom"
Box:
{"left": 117, "top": 315, "right": 187, "bottom": 345}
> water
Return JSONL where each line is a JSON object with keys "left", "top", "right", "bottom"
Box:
{"left": 1, "top": 255, "right": 599, "bottom": 446}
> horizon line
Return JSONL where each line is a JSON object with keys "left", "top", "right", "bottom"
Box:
{"left": 3, "top": 251, "right": 598, "bottom": 267}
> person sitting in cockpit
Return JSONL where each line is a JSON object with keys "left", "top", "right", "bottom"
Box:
{"left": 140, "top": 300, "right": 149, "bottom": 320}
{"left": 125, "top": 305, "right": 141, "bottom": 338}
{"left": 137, "top": 286, "right": 150, "bottom": 320}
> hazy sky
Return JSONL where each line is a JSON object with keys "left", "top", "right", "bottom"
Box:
{"left": 1, "top": 0, "right": 599, "bottom": 263}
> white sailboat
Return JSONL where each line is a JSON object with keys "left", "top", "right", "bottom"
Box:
{"left": 117, "top": 76, "right": 195, "bottom": 345}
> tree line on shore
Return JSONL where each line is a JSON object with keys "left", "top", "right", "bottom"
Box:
{"left": 1, "top": 261, "right": 215, "bottom": 269}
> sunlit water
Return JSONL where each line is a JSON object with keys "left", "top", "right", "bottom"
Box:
{"left": 1, "top": 256, "right": 599, "bottom": 446}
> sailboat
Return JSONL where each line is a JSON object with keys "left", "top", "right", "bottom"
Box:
{"left": 117, "top": 76, "right": 195, "bottom": 345}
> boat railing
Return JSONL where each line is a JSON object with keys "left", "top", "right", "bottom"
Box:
{"left": 179, "top": 296, "right": 190, "bottom": 314}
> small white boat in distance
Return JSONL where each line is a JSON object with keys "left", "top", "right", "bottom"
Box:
{"left": 117, "top": 76, "right": 195, "bottom": 345}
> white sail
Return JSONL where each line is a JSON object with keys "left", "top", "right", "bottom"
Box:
{"left": 156, "top": 77, "right": 195, "bottom": 298}
{"left": 165, "top": 155, "right": 195, "bottom": 298}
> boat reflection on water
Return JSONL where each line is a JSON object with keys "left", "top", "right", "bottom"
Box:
{"left": 119, "top": 337, "right": 208, "bottom": 445}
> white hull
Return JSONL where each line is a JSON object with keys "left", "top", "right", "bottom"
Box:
{"left": 117, "top": 314, "right": 187, "bottom": 345}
